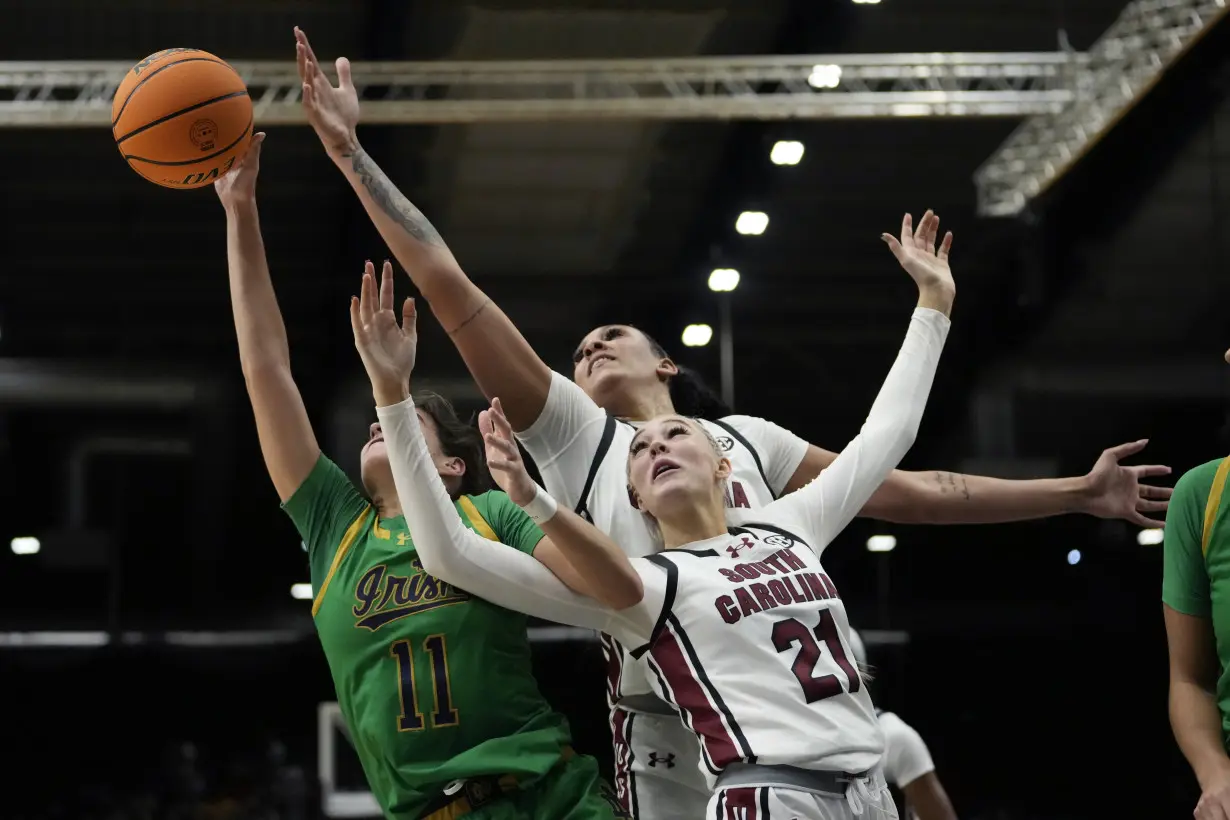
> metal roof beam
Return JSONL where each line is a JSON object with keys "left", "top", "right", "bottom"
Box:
{"left": 0, "top": 53, "right": 1083, "bottom": 126}
{"left": 974, "top": 0, "right": 1230, "bottom": 217}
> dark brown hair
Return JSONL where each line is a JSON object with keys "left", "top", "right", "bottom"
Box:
{"left": 635, "top": 328, "right": 733, "bottom": 420}
{"left": 414, "top": 390, "right": 493, "bottom": 498}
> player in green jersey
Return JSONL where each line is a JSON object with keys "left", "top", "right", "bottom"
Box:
{"left": 216, "top": 134, "right": 625, "bottom": 820}
{"left": 1164, "top": 349, "right": 1230, "bottom": 820}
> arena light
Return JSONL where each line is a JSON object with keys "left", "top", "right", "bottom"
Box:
{"left": 735, "top": 211, "right": 769, "bottom": 236}
{"left": 853, "top": 0, "right": 881, "bottom": 4}
{"left": 708, "top": 268, "right": 740, "bottom": 293}
{"left": 1137, "top": 528, "right": 1164, "bottom": 546}
{"left": 770, "top": 140, "right": 805, "bottom": 166}
{"left": 10, "top": 536, "right": 39, "bottom": 556}
{"left": 1067, "top": 549, "right": 1082, "bottom": 566}
{"left": 866, "top": 534, "right": 896, "bottom": 553}
{"left": 808, "top": 64, "right": 842, "bottom": 90}
{"left": 681, "top": 324, "right": 713, "bottom": 347}
{"left": 291, "top": 582, "right": 313, "bottom": 600}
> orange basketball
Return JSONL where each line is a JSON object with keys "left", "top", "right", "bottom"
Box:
{"left": 111, "top": 48, "right": 253, "bottom": 189}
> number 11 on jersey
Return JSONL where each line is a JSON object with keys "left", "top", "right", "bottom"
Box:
{"left": 391, "top": 634, "right": 460, "bottom": 731}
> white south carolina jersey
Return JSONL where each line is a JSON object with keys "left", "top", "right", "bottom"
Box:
{"left": 619, "top": 519, "right": 883, "bottom": 789}
{"left": 517, "top": 371, "right": 809, "bottom": 704}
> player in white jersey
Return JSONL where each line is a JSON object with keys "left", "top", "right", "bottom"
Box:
{"left": 296, "top": 31, "right": 1172, "bottom": 818}
{"left": 351, "top": 210, "right": 957, "bottom": 819}
{"left": 847, "top": 630, "right": 958, "bottom": 820}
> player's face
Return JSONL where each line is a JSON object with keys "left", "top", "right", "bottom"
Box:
{"left": 627, "top": 416, "right": 731, "bottom": 518}
{"left": 359, "top": 411, "right": 448, "bottom": 494}
{"left": 572, "top": 325, "right": 678, "bottom": 406}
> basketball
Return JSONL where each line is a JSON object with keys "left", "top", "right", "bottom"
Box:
{"left": 111, "top": 48, "right": 253, "bottom": 189}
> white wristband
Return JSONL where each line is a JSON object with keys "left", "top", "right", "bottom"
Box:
{"left": 519, "top": 483, "right": 558, "bottom": 525}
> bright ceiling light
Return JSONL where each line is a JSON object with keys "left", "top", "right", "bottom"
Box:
{"left": 681, "top": 324, "right": 713, "bottom": 347}
{"left": 853, "top": 0, "right": 881, "bottom": 5}
{"left": 866, "top": 534, "right": 896, "bottom": 553}
{"left": 1137, "top": 528, "right": 1164, "bottom": 546}
{"left": 770, "top": 140, "right": 805, "bottom": 166}
{"left": 1067, "top": 549, "right": 1082, "bottom": 566}
{"left": 735, "top": 211, "right": 768, "bottom": 236}
{"left": 10, "top": 536, "right": 39, "bottom": 556}
{"left": 291, "top": 583, "right": 313, "bottom": 600}
{"left": 808, "top": 64, "right": 842, "bottom": 89}
{"left": 708, "top": 268, "right": 740, "bottom": 292}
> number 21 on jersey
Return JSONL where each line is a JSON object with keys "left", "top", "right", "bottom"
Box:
{"left": 391, "top": 634, "right": 459, "bottom": 731}
{"left": 772, "top": 610, "right": 861, "bottom": 702}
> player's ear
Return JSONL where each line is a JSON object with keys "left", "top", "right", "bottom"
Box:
{"left": 715, "top": 457, "right": 732, "bottom": 481}
{"left": 441, "top": 456, "right": 465, "bottom": 479}
{"left": 655, "top": 357, "right": 679, "bottom": 381}
{"left": 627, "top": 484, "right": 645, "bottom": 511}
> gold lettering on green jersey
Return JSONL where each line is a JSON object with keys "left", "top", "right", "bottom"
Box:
{"left": 351, "top": 559, "right": 470, "bottom": 630}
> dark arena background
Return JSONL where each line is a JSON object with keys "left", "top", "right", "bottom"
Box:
{"left": 2, "top": 1, "right": 1229, "bottom": 818}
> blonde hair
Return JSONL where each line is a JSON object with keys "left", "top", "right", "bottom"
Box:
{"left": 625, "top": 417, "right": 729, "bottom": 540}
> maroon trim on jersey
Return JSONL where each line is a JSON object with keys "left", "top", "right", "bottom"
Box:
{"left": 629, "top": 554, "right": 679, "bottom": 659}
{"left": 609, "top": 708, "right": 637, "bottom": 815}
{"left": 600, "top": 632, "right": 624, "bottom": 708}
{"left": 650, "top": 620, "right": 746, "bottom": 771}
{"left": 715, "top": 786, "right": 767, "bottom": 819}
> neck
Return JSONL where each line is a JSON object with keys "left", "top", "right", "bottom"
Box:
{"left": 373, "top": 494, "right": 402, "bottom": 519}
{"left": 609, "top": 383, "right": 674, "bottom": 422}
{"left": 657, "top": 496, "right": 728, "bottom": 550}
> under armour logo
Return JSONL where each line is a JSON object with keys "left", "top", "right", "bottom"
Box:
{"left": 726, "top": 535, "right": 755, "bottom": 558}
{"left": 647, "top": 752, "right": 676, "bottom": 768}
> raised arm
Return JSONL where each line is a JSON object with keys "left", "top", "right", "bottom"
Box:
{"left": 215, "top": 133, "right": 320, "bottom": 502}
{"left": 768, "top": 212, "right": 952, "bottom": 549}
{"left": 345, "top": 265, "right": 659, "bottom": 638}
{"left": 292, "top": 27, "right": 555, "bottom": 434}
{"left": 782, "top": 439, "right": 1170, "bottom": 527}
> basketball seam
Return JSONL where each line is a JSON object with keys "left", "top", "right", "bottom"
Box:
{"left": 113, "top": 90, "right": 250, "bottom": 145}
{"left": 124, "top": 117, "right": 252, "bottom": 167}
{"left": 111, "top": 56, "right": 233, "bottom": 128}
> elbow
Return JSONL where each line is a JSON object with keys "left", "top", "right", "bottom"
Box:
{"left": 609, "top": 574, "right": 645, "bottom": 612}
{"left": 240, "top": 352, "right": 291, "bottom": 382}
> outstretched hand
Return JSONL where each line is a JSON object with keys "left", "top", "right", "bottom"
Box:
{"left": 882, "top": 210, "right": 955, "bottom": 312}
{"left": 1080, "top": 439, "right": 1173, "bottom": 527}
{"left": 294, "top": 26, "right": 360, "bottom": 158}
{"left": 350, "top": 260, "right": 418, "bottom": 406}
{"left": 214, "top": 131, "right": 266, "bottom": 207}
{"left": 480, "top": 398, "right": 536, "bottom": 506}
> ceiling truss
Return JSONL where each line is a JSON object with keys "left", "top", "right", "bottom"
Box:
{"left": 0, "top": 53, "right": 1082, "bottom": 126}
{"left": 974, "top": 0, "right": 1230, "bottom": 217}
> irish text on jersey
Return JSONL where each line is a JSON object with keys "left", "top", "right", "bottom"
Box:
{"left": 351, "top": 558, "right": 472, "bottom": 630}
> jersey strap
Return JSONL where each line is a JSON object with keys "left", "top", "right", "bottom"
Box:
{"left": 629, "top": 554, "right": 679, "bottom": 659}
{"left": 574, "top": 415, "right": 618, "bottom": 522}
{"left": 457, "top": 496, "right": 499, "bottom": 542}
{"left": 707, "top": 418, "right": 777, "bottom": 499}
{"left": 1202, "top": 456, "right": 1230, "bottom": 557}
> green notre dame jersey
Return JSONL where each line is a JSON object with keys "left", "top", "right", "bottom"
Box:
{"left": 284, "top": 454, "right": 574, "bottom": 818}
{"left": 1163, "top": 456, "right": 1230, "bottom": 745}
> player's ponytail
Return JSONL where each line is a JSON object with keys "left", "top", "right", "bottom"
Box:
{"left": 638, "top": 330, "right": 733, "bottom": 419}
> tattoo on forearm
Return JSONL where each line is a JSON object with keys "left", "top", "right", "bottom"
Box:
{"left": 933, "top": 471, "right": 971, "bottom": 501}
{"left": 345, "top": 147, "right": 446, "bottom": 248}
{"left": 447, "top": 297, "right": 492, "bottom": 336}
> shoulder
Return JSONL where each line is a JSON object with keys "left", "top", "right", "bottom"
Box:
{"left": 1174, "top": 458, "right": 1225, "bottom": 504}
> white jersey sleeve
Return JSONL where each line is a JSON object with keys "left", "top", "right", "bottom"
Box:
{"left": 514, "top": 370, "right": 610, "bottom": 511}
{"left": 375, "top": 396, "right": 662, "bottom": 646}
{"left": 720, "top": 414, "right": 810, "bottom": 496}
{"left": 754, "top": 307, "right": 949, "bottom": 554}
{"left": 878, "top": 711, "right": 936, "bottom": 787}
